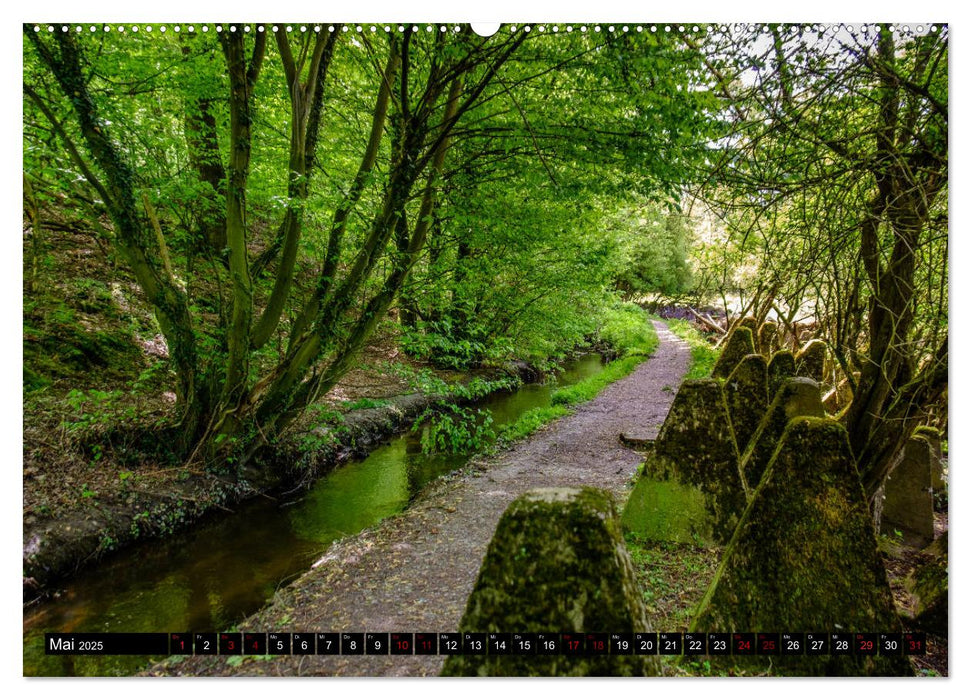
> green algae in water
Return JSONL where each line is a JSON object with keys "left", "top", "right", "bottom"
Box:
{"left": 23, "top": 354, "right": 606, "bottom": 676}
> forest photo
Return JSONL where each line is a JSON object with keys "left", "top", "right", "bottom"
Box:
{"left": 22, "top": 21, "right": 947, "bottom": 678}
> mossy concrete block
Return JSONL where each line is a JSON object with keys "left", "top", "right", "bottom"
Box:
{"left": 756, "top": 320, "right": 778, "bottom": 355}
{"left": 907, "top": 532, "right": 947, "bottom": 636}
{"left": 740, "top": 378, "right": 824, "bottom": 494}
{"left": 691, "top": 418, "right": 912, "bottom": 676}
{"left": 913, "top": 426, "right": 946, "bottom": 491}
{"left": 625, "top": 379, "right": 745, "bottom": 544}
{"left": 712, "top": 326, "right": 755, "bottom": 379}
{"left": 822, "top": 374, "right": 856, "bottom": 415}
{"left": 795, "top": 339, "right": 827, "bottom": 382}
{"left": 725, "top": 354, "right": 769, "bottom": 453}
{"left": 737, "top": 316, "right": 759, "bottom": 335}
{"left": 879, "top": 436, "right": 935, "bottom": 548}
{"left": 441, "top": 487, "right": 660, "bottom": 677}
{"left": 767, "top": 350, "right": 796, "bottom": 399}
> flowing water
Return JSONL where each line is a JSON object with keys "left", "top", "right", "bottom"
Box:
{"left": 23, "top": 354, "right": 605, "bottom": 676}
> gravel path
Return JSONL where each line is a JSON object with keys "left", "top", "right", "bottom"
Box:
{"left": 154, "top": 320, "right": 690, "bottom": 677}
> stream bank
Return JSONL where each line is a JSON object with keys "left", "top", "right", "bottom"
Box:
{"left": 23, "top": 361, "right": 541, "bottom": 599}
{"left": 24, "top": 353, "right": 610, "bottom": 676}
{"left": 149, "top": 320, "right": 691, "bottom": 677}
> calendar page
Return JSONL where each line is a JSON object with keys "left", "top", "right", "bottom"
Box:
{"left": 21, "top": 9, "right": 948, "bottom": 682}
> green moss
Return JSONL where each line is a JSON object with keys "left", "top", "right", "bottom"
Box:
{"left": 913, "top": 426, "right": 946, "bottom": 490}
{"left": 795, "top": 339, "right": 827, "bottom": 382}
{"left": 621, "top": 478, "right": 712, "bottom": 544}
{"left": 691, "top": 418, "right": 913, "bottom": 676}
{"left": 736, "top": 317, "right": 759, "bottom": 335}
{"left": 739, "top": 378, "right": 824, "bottom": 495}
{"left": 711, "top": 326, "right": 755, "bottom": 379}
{"left": 631, "top": 379, "right": 744, "bottom": 544}
{"left": 878, "top": 435, "right": 935, "bottom": 547}
{"left": 767, "top": 350, "right": 796, "bottom": 399}
{"left": 908, "top": 532, "right": 947, "bottom": 635}
{"left": 756, "top": 320, "right": 778, "bottom": 355}
{"left": 441, "top": 487, "right": 660, "bottom": 677}
{"left": 724, "top": 354, "right": 769, "bottom": 453}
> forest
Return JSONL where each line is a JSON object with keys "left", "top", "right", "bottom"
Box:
{"left": 22, "top": 23, "right": 947, "bottom": 678}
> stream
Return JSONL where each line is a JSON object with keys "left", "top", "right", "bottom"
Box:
{"left": 23, "top": 353, "right": 606, "bottom": 676}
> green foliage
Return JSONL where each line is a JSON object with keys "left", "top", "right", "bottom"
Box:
{"left": 664, "top": 319, "right": 719, "bottom": 379}
{"left": 62, "top": 388, "right": 128, "bottom": 433}
{"left": 390, "top": 365, "right": 519, "bottom": 402}
{"left": 611, "top": 207, "right": 695, "bottom": 301}
{"left": 598, "top": 303, "right": 659, "bottom": 357}
{"left": 623, "top": 532, "right": 720, "bottom": 630}
{"left": 413, "top": 404, "right": 495, "bottom": 455}
{"left": 400, "top": 319, "right": 488, "bottom": 370}
{"left": 22, "top": 23, "right": 720, "bottom": 467}
{"left": 340, "top": 398, "right": 391, "bottom": 411}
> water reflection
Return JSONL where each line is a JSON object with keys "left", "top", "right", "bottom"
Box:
{"left": 24, "top": 354, "right": 604, "bottom": 676}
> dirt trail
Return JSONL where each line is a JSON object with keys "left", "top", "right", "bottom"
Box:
{"left": 155, "top": 321, "right": 690, "bottom": 677}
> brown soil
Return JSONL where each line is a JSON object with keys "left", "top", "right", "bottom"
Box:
{"left": 148, "top": 320, "right": 692, "bottom": 676}
{"left": 22, "top": 324, "right": 467, "bottom": 597}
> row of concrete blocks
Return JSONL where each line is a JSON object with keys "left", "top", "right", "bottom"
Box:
{"left": 441, "top": 327, "right": 936, "bottom": 675}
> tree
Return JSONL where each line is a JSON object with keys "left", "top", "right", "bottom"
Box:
{"left": 698, "top": 24, "right": 947, "bottom": 499}
{"left": 394, "top": 28, "right": 715, "bottom": 367}
{"left": 24, "top": 24, "right": 716, "bottom": 476}
{"left": 24, "top": 24, "right": 526, "bottom": 472}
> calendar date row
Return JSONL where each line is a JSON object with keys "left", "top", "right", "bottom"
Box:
{"left": 46, "top": 631, "right": 926, "bottom": 656}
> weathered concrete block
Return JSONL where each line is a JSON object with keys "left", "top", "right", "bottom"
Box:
{"left": 766, "top": 350, "right": 796, "bottom": 399}
{"left": 725, "top": 354, "right": 769, "bottom": 453}
{"left": 913, "top": 426, "right": 946, "bottom": 491}
{"left": 879, "top": 435, "right": 935, "bottom": 548}
{"left": 907, "top": 532, "right": 947, "bottom": 636}
{"left": 441, "top": 487, "right": 660, "bottom": 676}
{"left": 795, "top": 339, "right": 827, "bottom": 383}
{"left": 737, "top": 316, "right": 759, "bottom": 336}
{"left": 756, "top": 320, "right": 778, "bottom": 355}
{"left": 712, "top": 326, "right": 756, "bottom": 379}
{"left": 740, "top": 378, "right": 825, "bottom": 494}
{"left": 691, "top": 418, "right": 912, "bottom": 676}
{"left": 623, "top": 379, "right": 744, "bottom": 544}
{"left": 822, "top": 374, "right": 856, "bottom": 415}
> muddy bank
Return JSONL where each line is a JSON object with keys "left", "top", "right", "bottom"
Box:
{"left": 23, "top": 368, "right": 533, "bottom": 600}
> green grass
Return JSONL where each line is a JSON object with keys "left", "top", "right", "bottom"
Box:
{"left": 551, "top": 354, "right": 645, "bottom": 406}
{"left": 495, "top": 305, "right": 657, "bottom": 446}
{"left": 623, "top": 532, "right": 721, "bottom": 631}
{"left": 664, "top": 318, "right": 719, "bottom": 379}
{"left": 599, "top": 303, "right": 660, "bottom": 357}
{"left": 496, "top": 405, "right": 571, "bottom": 444}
